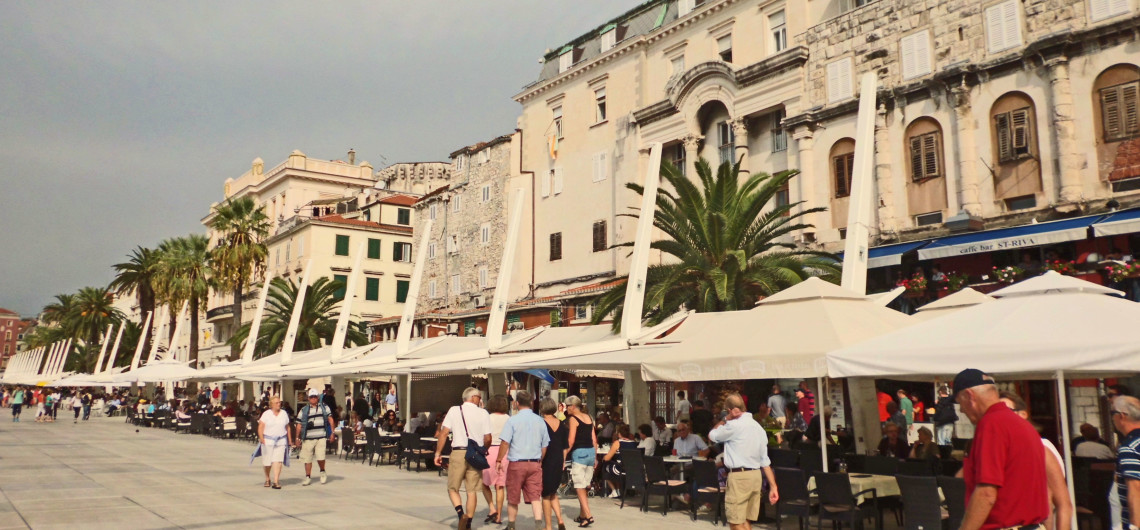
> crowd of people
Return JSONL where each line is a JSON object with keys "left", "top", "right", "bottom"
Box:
{"left": 2, "top": 385, "right": 98, "bottom": 423}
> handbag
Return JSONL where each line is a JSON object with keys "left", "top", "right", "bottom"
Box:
{"left": 460, "top": 405, "right": 490, "bottom": 470}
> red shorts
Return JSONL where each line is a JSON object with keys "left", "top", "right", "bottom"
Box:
{"left": 505, "top": 461, "right": 542, "bottom": 505}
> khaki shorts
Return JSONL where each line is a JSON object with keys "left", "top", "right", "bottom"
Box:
{"left": 570, "top": 463, "right": 594, "bottom": 489}
{"left": 299, "top": 438, "right": 327, "bottom": 464}
{"left": 725, "top": 469, "right": 765, "bottom": 525}
{"left": 447, "top": 452, "right": 483, "bottom": 493}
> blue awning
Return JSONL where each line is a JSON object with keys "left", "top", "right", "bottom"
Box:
{"left": 1092, "top": 208, "right": 1140, "bottom": 237}
{"left": 867, "top": 241, "right": 929, "bottom": 268}
{"left": 918, "top": 214, "right": 1105, "bottom": 261}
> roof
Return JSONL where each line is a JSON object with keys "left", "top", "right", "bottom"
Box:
{"left": 449, "top": 134, "right": 513, "bottom": 159}
{"left": 0, "top": 308, "right": 17, "bottom": 317}
{"left": 415, "top": 185, "right": 451, "bottom": 206}
{"left": 377, "top": 194, "right": 417, "bottom": 207}
{"left": 315, "top": 215, "right": 413, "bottom": 233}
{"left": 534, "top": 0, "right": 676, "bottom": 84}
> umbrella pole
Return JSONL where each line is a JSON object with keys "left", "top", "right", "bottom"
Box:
{"left": 818, "top": 376, "right": 829, "bottom": 473}
{"left": 1055, "top": 370, "right": 1077, "bottom": 530}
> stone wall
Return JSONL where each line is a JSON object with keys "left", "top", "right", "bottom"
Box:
{"left": 377, "top": 162, "right": 451, "bottom": 196}
{"left": 1069, "top": 385, "right": 1102, "bottom": 430}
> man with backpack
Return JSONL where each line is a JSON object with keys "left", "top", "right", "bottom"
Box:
{"left": 81, "top": 391, "right": 93, "bottom": 420}
{"left": 293, "top": 389, "right": 334, "bottom": 486}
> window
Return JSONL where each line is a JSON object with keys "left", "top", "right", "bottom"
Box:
{"left": 275, "top": 248, "right": 281, "bottom": 266}
{"left": 994, "top": 107, "right": 1034, "bottom": 163}
{"left": 297, "top": 237, "right": 304, "bottom": 257}
{"left": 550, "top": 232, "right": 563, "bottom": 261}
{"left": 827, "top": 58, "right": 854, "bottom": 103}
{"left": 775, "top": 183, "right": 790, "bottom": 213}
{"left": 717, "top": 35, "right": 733, "bottom": 63}
{"left": 447, "top": 234, "right": 459, "bottom": 254}
{"left": 985, "top": 0, "right": 1022, "bottom": 54}
{"left": 833, "top": 152, "right": 855, "bottom": 198}
{"left": 456, "top": 154, "right": 465, "bottom": 171}
{"left": 717, "top": 121, "right": 735, "bottom": 166}
{"left": 541, "top": 169, "right": 552, "bottom": 198}
{"left": 452, "top": 194, "right": 461, "bottom": 213}
{"left": 429, "top": 203, "right": 437, "bottom": 220}
{"left": 552, "top": 168, "right": 564, "bottom": 195}
{"left": 367, "top": 238, "right": 381, "bottom": 259}
{"left": 679, "top": 0, "right": 696, "bottom": 15}
{"left": 550, "top": 309, "right": 562, "bottom": 327}
{"left": 396, "top": 280, "right": 410, "bottom": 303}
{"left": 481, "top": 184, "right": 491, "bottom": 203}
{"left": 333, "top": 274, "right": 348, "bottom": 301}
{"left": 909, "top": 131, "right": 942, "bottom": 180}
{"left": 915, "top": 212, "right": 944, "bottom": 226}
{"left": 592, "top": 220, "right": 607, "bottom": 252}
{"left": 1090, "top": 0, "right": 1131, "bottom": 21}
{"left": 671, "top": 143, "right": 686, "bottom": 176}
{"left": 393, "top": 242, "right": 412, "bottom": 262}
{"left": 1005, "top": 195, "right": 1037, "bottom": 211}
{"left": 770, "top": 10, "right": 787, "bottom": 54}
{"left": 478, "top": 267, "right": 489, "bottom": 289}
{"left": 595, "top": 88, "right": 607, "bottom": 123}
{"left": 285, "top": 241, "right": 290, "bottom": 263}
{"left": 592, "top": 152, "right": 608, "bottom": 182}
{"left": 574, "top": 304, "right": 589, "bottom": 321}
{"left": 335, "top": 235, "right": 349, "bottom": 256}
{"left": 450, "top": 274, "right": 461, "bottom": 295}
{"left": 559, "top": 50, "right": 573, "bottom": 73}
{"left": 365, "top": 277, "right": 380, "bottom": 301}
{"left": 480, "top": 223, "right": 491, "bottom": 244}
{"left": 671, "top": 55, "right": 685, "bottom": 76}
{"left": 429, "top": 280, "right": 438, "bottom": 299}
{"left": 428, "top": 242, "right": 437, "bottom": 259}
{"left": 363, "top": 209, "right": 371, "bottom": 221}
{"left": 601, "top": 28, "right": 617, "bottom": 51}
{"left": 397, "top": 208, "right": 411, "bottom": 225}
{"left": 1101, "top": 81, "right": 1140, "bottom": 142}
{"left": 900, "top": 30, "right": 932, "bottom": 80}
{"left": 553, "top": 106, "right": 563, "bottom": 140}
{"left": 771, "top": 110, "right": 787, "bottom": 153}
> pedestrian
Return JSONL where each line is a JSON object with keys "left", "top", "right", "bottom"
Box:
{"left": 33, "top": 390, "right": 46, "bottom": 422}
{"left": 675, "top": 391, "right": 691, "bottom": 422}
{"left": 483, "top": 395, "right": 511, "bottom": 525}
{"left": 897, "top": 389, "right": 914, "bottom": 426}
{"left": 42, "top": 391, "right": 55, "bottom": 423}
{"left": 708, "top": 392, "right": 779, "bottom": 530}
{"left": 435, "top": 387, "right": 491, "bottom": 530}
{"left": 689, "top": 400, "right": 714, "bottom": 438}
{"left": 998, "top": 391, "right": 1072, "bottom": 530}
{"left": 767, "top": 385, "right": 787, "bottom": 427}
{"left": 50, "top": 389, "right": 61, "bottom": 420}
{"left": 1111, "top": 395, "right": 1140, "bottom": 530}
{"left": 352, "top": 392, "right": 370, "bottom": 422}
{"left": 293, "top": 389, "right": 334, "bottom": 486}
{"left": 539, "top": 397, "right": 569, "bottom": 530}
{"left": 256, "top": 395, "right": 293, "bottom": 489}
{"left": 564, "top": 395, "right": 595, "bottom": 527}
{"left": 81, "top": 390, "right": 92, "bottom": 420}
{"left": 11, "top": 386, "right": 23, "bottom": 421}
{"left": 931, "top": 386, "right": 957, "bottom": 458}
{"left": 495, "top": 390, "right": 549, "bottom": 530}
{"left": 70, "top": 392, "right": 82, "bottom": 423}
{"left": 953, "top": 369, "right": 1048, "bottom": 530}
{"left": 385, "top": 385, "right": 398, "bottom": 412}
{"left": 795, "top": 382, "right": 815, "bottom": 426}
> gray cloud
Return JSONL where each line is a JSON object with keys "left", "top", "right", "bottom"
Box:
{"left": 0, "top": 0, "right": 641, "bottom": 316}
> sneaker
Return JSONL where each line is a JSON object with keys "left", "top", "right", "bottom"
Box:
{"left": 696, "top": 505, "right": 712, "bottom": 515}
{"left": 301, "top": 475, "right": 311, "bottom": 486}
{"left": 607, "top": 490, "right": 621, "bottom": 499}
{"left": 319, "top": 471, "right": 327, "bottom": 484}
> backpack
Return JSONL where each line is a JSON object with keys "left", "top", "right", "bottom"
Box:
{"left": 81, "top": 394, "right": 91, "bottom": 406}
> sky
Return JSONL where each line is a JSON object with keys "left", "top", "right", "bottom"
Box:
{"left": 0, "top": 1, "right": 644, "bottom": 317}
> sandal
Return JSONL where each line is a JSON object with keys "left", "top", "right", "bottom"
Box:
{"left": 263, "top": 480, "right": 271, "bottom": 488}
{"left": 484, "top": 513, "right": 497, "bottom": 524}
{"left": 271, "top": 483, "right": 281, "bottom": 489}
{"left": 578, "top": 517, "right": 594, "bottom": 528}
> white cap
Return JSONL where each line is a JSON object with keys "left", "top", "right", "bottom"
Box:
{"left": 307, "top": 389, "right": 320, "bottom": 398}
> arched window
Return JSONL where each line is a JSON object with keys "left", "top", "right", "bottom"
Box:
{"left": 1094, "top": 64, "right": 1140, "bottom": 144}
{"left": 830, "top": 138, "right": 856, "bottom": 198}
{"left": 905, "top": 118, "right": 948, "bottom": 225}
{"left": 990, "top": 92, "right": 1042, "bottom": 206}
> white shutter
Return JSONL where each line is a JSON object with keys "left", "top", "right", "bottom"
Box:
{"left": 900, "top": 34, "right": 916, "bottom": 80}
{"left": 987, "top": 0, "right": 1021, "bottom": 53}
{"left": 1109, "top": 0, "right": 1131, "bottom": 17}
{"left": 559, "top": 52, "right": 572, "bottom": 73}
{"left": 901, "top": 31, "right": 931, "bottom": 80}
{"left": 1003, "top": 1, "right": 1022, "bottom": 50}
{"left": 541, "top": 170, "right": 551, "bottom": 197}
{"left": 553, "top": 167, "right": 564, "bottom": 195}
{"left": 1091, "top": 0, "right": 1131, "bottom": 21}
{"left": 827, "top": 59, "right": 853, "bottom": 103}
{"left": 592, "top": 152, "right": 607, "bottom": 182}
{"left": 679, "top": 0, "right": 695, "bottom": 15}
{"left": 985, "top": 3, "right": 1006, "bottom": 53}
{"left": 601, "top": 29, "right": 616, "bottom": 51}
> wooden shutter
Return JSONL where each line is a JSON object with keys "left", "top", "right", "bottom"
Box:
{"left": 365, "top": 277, "right": 379, "bottom": 301}
{"left": 834, "top": 154, "right": 851, "bottom": 197}
{"left": 335, "top": 235, "right": 349, "bottom": 256}
{"left": 909, "top": 136, "right": 924, "bottom": 181}
{"left": 392, "top": 241, "right": 402, "bottom": 261}
{"left": 367, "top": 238, "right": 381, "bottom": 259}
{"left": 901, "top": 31, "right": 931, "bottom": 80}
{"left": 986, "top": 1, "right": 1020, "bottom": 53}
{"left": 395, "top": 280, "right": 410, "bottom": 303}
{"left": 549, "top": 233, "right": 562, "bottom": 261}
{"left": 592, "top": 220, "right": 607, "bottom": 252}
{"left": 923, "top": 133, "right": 941, "bottom": 179}
{"left": 333, "top": 274, "right": 348, "bottom": 301}
{"left": 553, "top": 167, "right": 564, "bottom": 195}
{"left": 1124, "top": 83, "right": 1139, "bottom": 138}
{"left": 995, "top": 112, "right": 1012, "bottom": 163}
{"left": 827, "top": 59, "right": 852, "bottom": 103}
{"left": 1102, "top": 86, "right": 1122, "bottom": 140}
{"left": 1011, "top": 108, "right": 1031, "bottom": 156}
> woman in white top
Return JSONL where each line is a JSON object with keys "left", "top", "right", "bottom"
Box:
{"left": 481, "top": 395, "right": 511, "bottom": 525}
{"left": 258, "top": 396, "right": 294, "bottom": 489}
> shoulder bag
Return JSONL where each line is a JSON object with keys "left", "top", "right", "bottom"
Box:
{"left": 460, "top": 405, "right": 490, "bottom": 470}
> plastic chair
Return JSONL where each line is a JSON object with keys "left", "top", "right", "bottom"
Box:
{"left": 773, "top": 467, "right": 815, "bottom": 530}
{"left": 689, "top": 459, "right": 725, "bottom": 524}
{"left": 896, "top": 475, "right": 945, "bottom": 530}
{"left": 815, "top": 472, "right": 879, "bottom": 530}
{"left": 619, "top": 449, "right": 648, "bottom": 511}
{"left": 936, "top": 476, "right": 965, "bottom": 530}
{"left": 644, "top": 456, "right": 688, "bottom": 516}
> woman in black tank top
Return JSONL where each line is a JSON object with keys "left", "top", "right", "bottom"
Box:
{"left": 564, "top": 396, "right": 596, "bottom": 527}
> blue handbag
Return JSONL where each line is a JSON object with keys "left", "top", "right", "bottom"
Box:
{"left": 460, "top": 407, "right": 490, "bottom": 470}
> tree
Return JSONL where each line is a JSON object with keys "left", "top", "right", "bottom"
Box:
{"left": 70, "top": 286, "right": 124, "bottom": 349}
{"left": 33, "top": 287, "right": 122, "bottom": 373}
{"left": 228, "top": 276, "right": 368, "bottom": 358}
{"left": 591, "top": 158, "right": 840, "bottom": 329}
{"left": 207, "top": 197, "right": 270, "bottom": 361}
{"left": 158, "top": 235, "right": 213, "bottom": 367}
{"left": 110, "top": 246, "right": 159, "bottom": 357}
{"left": 41, "top": 294, "right": 75, "bottom": 327}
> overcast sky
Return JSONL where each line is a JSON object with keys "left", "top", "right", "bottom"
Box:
{"left": 0, "top": 1, "right": 643, "bottom": 317}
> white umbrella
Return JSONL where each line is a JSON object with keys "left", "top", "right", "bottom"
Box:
{"left": 112, "top": 359, "right": 199, "bottom": 384}
{"left": 910, "top": 287, "right": 994, "bottom": 321}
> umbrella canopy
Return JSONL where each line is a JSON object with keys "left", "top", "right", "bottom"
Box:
{"left": 235, "top": 343, "right": 377, "bottom": 380}
{"left": 827, "top": 272, "right": 1139, "bottom": 378}
{"left": 112, "top": 359, "right": 199, "bottom": 384}
{"left": 910, "top": 288, "right": 994, "bottom": 321}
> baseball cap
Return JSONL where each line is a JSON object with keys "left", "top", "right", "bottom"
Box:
{"left": 307, "top": 389, "right": 320, "bottom": 398}
{"left": 952, "top": 368, "right": 994, "bottom": 398}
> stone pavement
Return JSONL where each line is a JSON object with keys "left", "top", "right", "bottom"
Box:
{"left": 0, "top": 416, "right": 763, "bottom": 529}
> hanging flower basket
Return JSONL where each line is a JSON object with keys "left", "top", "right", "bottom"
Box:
{"left": 991, "top": 265, "right": 1024, "bottom": 284}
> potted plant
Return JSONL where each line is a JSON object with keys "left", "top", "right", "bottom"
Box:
{"left": 1044, "top": 260, "right": 1077, "bottom": 276}
{"left": 991, "top": 265, "right": 1024, "bottom": 284}
{"left": 1107, "top": 261, "right": 1140, "bottom": 283}
{"left": 945, "top": 271, "right": 970, "bottom": 293}
{"left": 900, "top": 272, "right": 928, "bottom": 298}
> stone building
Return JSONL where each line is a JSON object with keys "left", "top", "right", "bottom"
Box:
{"left": 376, "top": 162, "right": 451, "bottom": 195}
{"left": 0, "top": 308, "right": 31, "bottom": 370}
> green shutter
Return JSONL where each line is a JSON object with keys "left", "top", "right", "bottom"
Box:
{"left": 464, "top": 320, "right": 476, "bottom": 336}
{"left": 396, "top": 280, "right": 410, "bottom": 303}
{"left": 397, "top": 208, "right": 411, "bottom": 226}
{"left": 365, "top": 277, "right": 380, "bottom": 301}
{"left": 335, "top": 235, "right": 349, "bottom": 256}
{"left": 550, "top": 309, "right": 562, "bottom": 327}
{"left": 367, "top": 238, "right": 381, "bottom": 259}
{"left": 333, "top": 274, "right": 348, "bottom": 301}
{"left": 392, "top": 242, "right": 403, "bottom": 261}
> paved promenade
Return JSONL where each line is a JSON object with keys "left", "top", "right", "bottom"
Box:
{"left": 0, "top": 416, "right": 743, "bottom": 529}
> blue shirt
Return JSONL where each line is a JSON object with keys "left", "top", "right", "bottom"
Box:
{"left": 709, "top": 413, "right": 771, "bottom": 469}
{"left": 499, "top": 408, "right": 549, "bottom": 461}
{"left": 384, "top": 393, "right": 398, "bottom": 405}
{"left": 1117, "top": 428, "right": 1140, "bottom": 525}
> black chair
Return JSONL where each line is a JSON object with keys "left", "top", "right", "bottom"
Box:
{"left": 361, "top": 428, "right": 378, "bottom": 465}
{"left": 643, "top": 456, "right": 688, "bottom": 516}
{"left": 374, "top": 433, "right": 400, "bottom": 465}
{"left": 938, "top": 460, "right": 962, "bottom": 477}
{"left": 174, "top": 414, "right": 192, "bottom": 433}
{"left": 773, "top": 467, "right": 815, "bottom": 530}
{"left": 937, "top": 476, "right": 965, "bottom": 530}
{"left": 769, "top": 448, "right": 799, "bottom": 468}
{"left": 619, "top": 449, "right": 647, "bottom": 511}
{"left": 235, "top": 416, "right": 249, "bottom": 439}
{"left": 1076, "top": 469, "right": 1113, "bottom": 530}
{"left": 865, "top": 455, "right": 900, "bottom": 475}
{"left": 221, "top": 417, "right": 238, "bottom": 438}
{"left": 124, "top": 407, "right": 135, "bottom": 424}
{"left": 400, "top": 432, "right": 433, "bottom": 472}
{"left": 815, "top": 472, "right": 879, "bottom": 530}
{"left": 896, "top": 475, "right": 945, "bottom": 530}
{"left": 845, "top": 454, "right": 868, "bottom": 474}
{"left": 800, "top": 449, "right": 823, "bottom": 474}
{"left": 340, "top": 427, "right": 358, "bottom": 460}
{"left": 899, "top": 459, "right": 934, "bottom": 476}
{"left": 689, "top": 459, "right": 725, "bottom": 524}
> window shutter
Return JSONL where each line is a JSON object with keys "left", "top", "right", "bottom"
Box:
{"left": 900, "top": 34, "right": 916, "bottom": 80}
{"left": 593, "top": 152, "right": 607, "bottom": 182}
{"left": 679, "top": 0, "right": 695, "bottom": 15}
{"left": 1090, "top": 0, "right": 1110, "bottom": 21}
{"left": 910, "top": 136, "right": 924, "bottom": 181}
{"left": 396, "top": 280, "right": 410, "bottom": 303}
{"left": 1103, "top": 86, "right": 1122, "bottom": 140}
{"left": 365, "top": 277, "right": 380, "bottom": 301}
{"left": 335, "top": 235, "right": 349, "bottom": 256}
{"left": 392, "top": 241, "right": 402, "bottom": 261}
{"left": 1011, "top": 108, "right": 1030, "bottom": 154}
{"left": 827, "top": 61, "right": 841, "bottom": 102}
{"left": 541, "top": 170, "right": 551, "bottom": 197}
{"left": 601, "top": 29, "right": 616, "bottom": 51}
{"left": 550, "top": 233, "right": 562, "bottom": 261}
{"left": 1109, "top": 0, "right": 1131, "bottom": 17}
{"left": 1003, "top": 1, "right": 1022, "bottom": 50}
{"left": 834, "top": 155, "right": 849, "bottom": 197}
{"left": 1123, "top": 82, "right": 1139, "bottom": 138}
{"left": 368, "top": 238, "right": 381, "bottom": 259}
{"left": 553, "top": 168, "right": 564, "bottom": 195}
{"left": 827, "top": 59, "right": 853, "bottom": 103}
{"left": 986, "top": 2, "right": 1010, "bottom": 53}
{"left": 333, "top": 274, "right": 348, "bottom": 301}
{"left": 593, "top": 220, "right": 607, "bottom": 252}
{"left": 995, "top": 112, "right": 1013, "bottom": 162}
{"left": 912, "top": 31, "right": 931, "bottom": 78}
{"left": 923, "top": 133, "right": 941, "bottom": 179}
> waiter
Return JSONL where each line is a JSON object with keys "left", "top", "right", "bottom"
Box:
{"left": 708, "top": 393, "right": 778, "bottom": 530}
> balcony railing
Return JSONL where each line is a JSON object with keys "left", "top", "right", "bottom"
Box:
{"left": 206, "top": 305, "right": 234, "bottom": 321}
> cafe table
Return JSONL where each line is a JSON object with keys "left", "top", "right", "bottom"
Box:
{"left": 807, "top": 473, "right": 900, "bottom": 502}
{"left": 662, "top": 455, "right": 707, "bottom": 481}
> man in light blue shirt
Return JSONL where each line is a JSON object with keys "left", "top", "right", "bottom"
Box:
{"left": 672, "top": 420, "right": 709, "bottom": 457}
{"left": 496, "top": 390, "right": 549, "bottom": 530}
{"left": 384, "top": 386, "right": 398, "bottom": 412}
{"left": 709, "top": 393, "right": 779, "bottom": 530}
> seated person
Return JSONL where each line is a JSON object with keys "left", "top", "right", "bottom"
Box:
{"left": 404, "top": 412, "right": 429, "bottom": 434}
{"left": 636, "top": 424, "right": 656, "bottom": 457}
{"left": 1073, "top": 423, "right": 1116, "bottom": 460}
{"left": 909, "top": 426, "right": 940, "bottom": 460}
{"left": 596, "top": 412, "right": 616, "bottom": 444}
{"left": 105, "top": 397, "right": 121, "bottom": 415}
{"left": 378, "top": 410, "right": 400, "bottom": 433}
{"left": 602, "top": 424, "right": 638, "bottom": 498}
{"left": 877, "top": 422, "right": 910, "bottom": 458}
{"left": 650, "top": 416, "right": 672, "bottom": 446}
{"left": 175, "top": 406, "right": 192, "bottom": 421}
{"left": 672, "top": 420, "right": 709, "bottom": 458}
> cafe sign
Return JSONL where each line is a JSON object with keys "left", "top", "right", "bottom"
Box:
{"left": 918, "top": 226, "right": 1092, "bottom": 261}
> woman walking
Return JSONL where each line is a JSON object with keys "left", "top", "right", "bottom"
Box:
{"left": 257, "top": 396, "right": 294, "bottom": 489}
{"left": 564, "top": 396, "right": 596, "bottom": 527}
{"left": 482, "top": 395, "right": 510, "bottom": 525}
{"left": 540, "top": 398, "right": 569, "bottom": 530}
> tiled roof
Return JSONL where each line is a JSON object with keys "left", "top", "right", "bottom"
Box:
{"left": 449, "top": 133, "right": 513, "bottom": 159}
{"left": 315, "top": 215, "right": 412, "bottom": 233}
{"left": 0, "top": 308, "right": 17, "bottom": 317}
{"left": 377, "top": 194, "right": 417, "bottom": 207}
{"left": 415, "top": 185, "right": 451, "bottom": 205}
{"left": 560, "top": 279, "right": 626, "bottom": 295}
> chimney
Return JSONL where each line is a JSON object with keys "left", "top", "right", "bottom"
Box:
{"left": 347, "top": 148, "right": 356, "bottom": 165}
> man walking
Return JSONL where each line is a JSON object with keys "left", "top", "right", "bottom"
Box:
{"left": 795, "top": 382, "right": 815, "bottom": 426}
{"left": 10, "top": 386, "right": 23, "bottom": 421}
{"left": 767, "top": 385, "right": 787, "bottom": 427}
{"left": 708, "top": 393, "right": 778, "bottom": 530}
{"left": 436, "top": 387, "right": 491, "bottom": 530}
{"left": 931, "top": 386, "right": 957, "bottom": 459}
{"left": 495, "top": 391, "right": 549, "bottom": 530}
{"left": 954, "top": 369, "right": 1047, "bottom": 530}
{"left": 1111, "top": 395, "right": 1140, "bottom": 530}
{"left": 294, "top": 389, "right": 334, "bottom": 486}
{"left": 384, "top": 385, "right": 398, "bottom": 412}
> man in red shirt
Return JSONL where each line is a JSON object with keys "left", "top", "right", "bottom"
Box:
{"left": 954, "top": 369, "right": 1048, "bottom": 530}
{"left": 877, "top": 389, "right": 893, "bottom": 423}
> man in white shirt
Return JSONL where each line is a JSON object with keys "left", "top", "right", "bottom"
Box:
{"left": 651, "top": 416, "right": 672, "bottom": 446}
{"left": 709, "top": 393, "right": 779, "bottom": 530}
{"left": 404, "top": 412, "right": 429, "bottom": 434}
{"left": 435, "top": 387, "right": 492, "bottom": 530}
{"left": 676, "top": 391, "right": 691, "bottom": 421}
{"left": 1074, "top": 423, "right": 1117, "bottom": 460}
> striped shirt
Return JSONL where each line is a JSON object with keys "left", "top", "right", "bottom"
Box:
{"left": 1117, "top": 428, "right": 1140, "bottom": 525}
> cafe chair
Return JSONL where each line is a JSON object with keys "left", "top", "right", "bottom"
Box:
{"left": 896, "top": 475, "right": 945, "bottom": 530}
{"left": 689, "top": 459, "right": 725, "bottom": 524}
{"left": 899, "top": 460, "right": 934, "bottom": 476}
{"left": 175, "top": 415, "right": 192, "bottom": 433}
{"left": 799, "top": 449, "right": 823, "bottom": 474}
{"left": 361, "top": 428, "right": 379, "bottom": 465}
{"left": 619, "top": 449, "right": 648, "bottom": 511}
{"left": 1076, "top": 469, "right": 1113, "bottom": 530}
{"left": 814, "top": 472, "right": 879, "bottom": 530}
{"left": 773, "top": 467, "right": 815, "bottom": 530}
{"left": 373, "top": 432, "right": 400, "bottom": 466}
{"left": 844, "top": 455, "right": 867, "bottom": 474}
{"left": 644, "top": 456, "right": 688, "bottom": 516}
{"left": 399, "top": 432, "right": 433, "bottom": 472}
{"left": 865, "top": 455, "right": 899, "bottom": 475}
{"left": 769, "top": 448, "right": 799, "bottom": 468}
{"left": 221, "top": 417, "right": 238, "bottom": 438}
{"left": 936, "top": 477, "right": 965, "bottom": 530}
{"left": 938, "top": 460, "right": 962, "bottom": 477}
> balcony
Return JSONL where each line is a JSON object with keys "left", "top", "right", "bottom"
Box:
{"left": 206, "top": 304, "right": 234, "bottom": 322}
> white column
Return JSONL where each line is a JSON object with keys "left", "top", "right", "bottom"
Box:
{"left": 241, "top": 269, "right": 275, "bottom": 364}
{"left": 332, "top": 242, "right": 367, "bottom": 360}
{"left": 281, "top": 259, "right": 314, "bottom": 365}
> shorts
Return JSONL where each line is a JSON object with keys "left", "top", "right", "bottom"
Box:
{"left": 505, "top": 461, "right": 542, "bottom": 504}
{"left": 482, "top": 445, "right": 508, "bottom": 488}
{"left": 262, "top": 439, "right": 287, "bottom": 466}
{"left": 11, "top": 404, "right": 20, "bottom": 415}
{"left": 447, "top": 451, "right": 483, "bottom": 493}
{"left": 570, "top": 462, "right": 595, "bottom": 489}
{"left": 725, "top": 469, "right": 765, "bottom": 525}
{"left": 299, "top": 438, "right": 327, "bottom": 464}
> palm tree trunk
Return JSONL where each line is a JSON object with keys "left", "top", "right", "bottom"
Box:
{"left": 229, "top": 280, "right": 243, "bottom": 361}
{"left": 190, "top": 296, "right": 200, "bottom": 369}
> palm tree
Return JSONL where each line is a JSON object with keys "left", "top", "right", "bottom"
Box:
{"left": 158, "top": 235, "right": 213, "bottom": 367}
{"left": 70, "top": 286, "right": 124, "bottom": 347}
{"left": 41, "top": 294, "right": 75, "bottom": 327}
{"left": 228, "top": 276, "right": 367, "bottom": 358}
{"left": 591, "top": 158, "right": 840, "bottom": 329}
{"left": 207, "top": 197, "right": 270, "bottom": 361}
{"left": 110, "top": 246, "right": 159, "bottom": 357}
